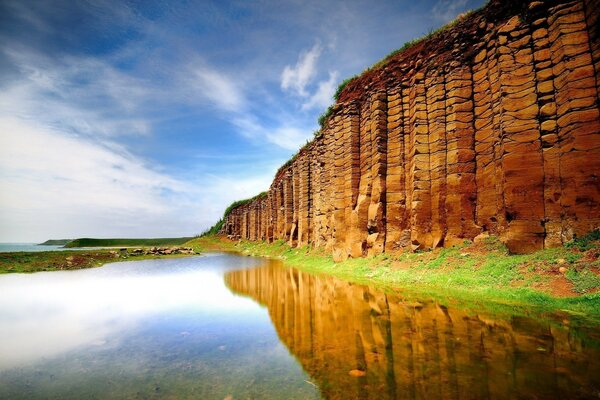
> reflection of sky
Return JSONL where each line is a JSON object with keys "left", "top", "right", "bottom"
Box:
{"left": 0, "top": 254, "right": 268, "bottom": 370}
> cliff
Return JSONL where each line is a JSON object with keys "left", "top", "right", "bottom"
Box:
{"left": 221, "top": 0, "right": 600, "bottom": 257}
{"left": 225, "top": 263, "right": 600, "bottom": 399}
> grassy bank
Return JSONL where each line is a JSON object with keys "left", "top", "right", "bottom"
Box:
{"left": 0, "top": 248, "right": 197, "bottom": 274}
{"left": 187, "top": 234, "right": 600, "bottom": 321}
{"left": 64, "top": 237, "right": 194, "bottom": 248}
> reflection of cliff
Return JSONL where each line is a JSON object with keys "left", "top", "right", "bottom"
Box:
{"left": 225, "top": 263, "right": 600, "bottom": 399}
{"left": 222, "top": 0, "right": 600, "bottom": 256}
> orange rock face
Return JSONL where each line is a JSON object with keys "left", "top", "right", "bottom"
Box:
{"left": 222, "top": 0, "right": 600, "bottom": 255}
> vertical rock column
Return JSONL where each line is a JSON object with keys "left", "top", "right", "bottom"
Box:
{"left": 343, "top": 105, "right": 361, "bottom": 259}
{"left": 444, "top": 64, "right": 480, "bottom": 246}
{"left": 584, "top": 0, "right": 600, "bottom": 102}
{"left": 283, "top": 171, "right": 294, "bottom": 242}
{"left": 323, "top": 124, "right": 336, "bottom": 251}
{"left": 367, "top": 92, "right": 388, "bottom": 256}
{"left": 549, "top": 0, "right": 600, "bottom": 241}
{"left": 297, "top": 151, "right": 312, "bottom": 247}
{"left": 310, "top": 140, "right": 323, "bottom": 246}
{"left": 349, "top": 99, "right": 373, "bottom": 257}
{"left": 410, "top": 72, "right": 433, "bottom": 249}
{"left": 331, "top": 113, "right": 347, "bottom": 261}
{"left": 385, "top": 86, "right": 409, "bottom": 252}
{"left": 290, "top": 164, "right": 300, "bottom": 246}
{"left": 426, "top": 69, "right": 448, "bottom": 248}
{"left": 474, "top": 25, "right": 503, "bottom": 235}
{"left": 528, "top": 2, "right": 563, "bottom": 247}
{"left": 497, "top": 15, "right": 545, "bottom": 253}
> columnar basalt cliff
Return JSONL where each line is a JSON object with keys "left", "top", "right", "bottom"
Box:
{"left": 225, "top": 263, "right": 600, "bottom": 399}
{"left": 222, "top": 0, "right": 600, "bottom": 256}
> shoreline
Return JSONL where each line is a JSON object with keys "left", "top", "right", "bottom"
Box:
{"left": 187, "top": 235, "right": 600, "bottom": 323}
{"left": 0, "top": 247, "right": 199, "bottom": 274}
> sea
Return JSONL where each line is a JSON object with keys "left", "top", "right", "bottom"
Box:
{"left": 0, "top": 243, "right": 71, "bottom": 252}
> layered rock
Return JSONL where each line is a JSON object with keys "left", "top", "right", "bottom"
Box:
{"left": 222, "top": 0, "right": 600, "bottom": 256}
{"left": 225, "top": 263, "right": 600, "bottom": 399}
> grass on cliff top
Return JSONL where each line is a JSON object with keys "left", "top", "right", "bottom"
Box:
{"left": 187, "top": 232, "right": 600, "bottom": 322}
{"left": 64, "top": 237, "right": 193, "bottom": 248}
{"left": 319, "top": 8, "right": 481, "bottom": 128}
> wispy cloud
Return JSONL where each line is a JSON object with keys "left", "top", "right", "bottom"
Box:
{"left": 432, "top": 0, "right": 469, "bottom": 22}
{"left": 302, "top": 71, "right": 338, "bottom": 111}
{"left": 0, "top": 117, "right": 275, "bottom": 241}
{"left": 190, "top": 65, "right": 245, "bottom": 112}
{"left": 1, "top": 46, "right": 155, "bottom": 137}
{"left": 281, "top": 42, "right": 322, "bottom": 97}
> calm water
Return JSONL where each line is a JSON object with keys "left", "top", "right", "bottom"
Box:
{"left": 0, "top": 243, "right": 69, "bottom": 252}
{"left": 1, "top": 254, "right": 599, "bottom": 399}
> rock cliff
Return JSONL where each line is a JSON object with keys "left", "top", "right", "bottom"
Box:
{"left": 221, "top": 0, "right": 600, "bottom": 256}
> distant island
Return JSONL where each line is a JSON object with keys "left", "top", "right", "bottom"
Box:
{"left": 38, "top": 239, "right": 72, "bottom": 246}
{"left": 63, "top": 237, "right": 194, "bottom": 248}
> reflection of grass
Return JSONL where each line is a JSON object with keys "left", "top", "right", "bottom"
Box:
{"left": 188, "top": 235, "right": 600, "bottom": 322}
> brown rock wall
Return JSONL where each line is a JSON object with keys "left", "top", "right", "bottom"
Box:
{"left": 222, "top": 0, "right": 600, "bottom": 255}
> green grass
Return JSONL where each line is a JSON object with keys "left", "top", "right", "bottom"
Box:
{"left": 318, "top": 8, "right": 480, "bottom": 130}
{"left": 64, "top": 237, "right": 193, "bottom": 248}
{"left": 566, "top": 229, "right": 600, "bottom": 251}
{"left": 187, "top": 234, "right": 600, "bottom": 323}
{"left": 38, "top": 239, "right": 72, "bottom": 245}
{"left": 0, "top": 249, "right": 195, "bottom": 274}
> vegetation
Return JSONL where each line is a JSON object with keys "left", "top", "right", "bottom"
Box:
{"left": 0, "top": 249, "right": 194, "bottom": 274}
{"left": 566, "top": 229, "right": 600, "bottom": 251}
{"left": 38, "top": 239, "right": 72, "bottom": 245}
{"left": 201, "top": 192, "right": 268, "bottom": 237}
{"left": 318, "top": 8, "right": 479, "bottom": 130}
{"left": 64, "top": 237, "right": 193, "bottom": 248}
{"left": 187, "top": 233, "right": 600, "bottom": 321}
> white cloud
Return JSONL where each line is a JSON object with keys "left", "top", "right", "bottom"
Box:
{"left": 281, "top": 43, "right": 322, "bottom": 97}
{"left": 0, "top": 117, "right": 190, "bottom": 240}
{"left": 302, "top": 71, "right": 338, "bottom": 110}
{"left": 266, "top": 127, "right": 311, "bottom": 151}
{"left": 1, "top": 47, "right": 155, "bottom": 137}
{"left": 432, "top": 0, "right": 469, "bottom": 22}
{"left": 231, "top": 115, "right": 311, "bottom": 151}
{"left": 191, "top": 65, "right": 245, "bottom": 112}
{"left": 0, "top": 117, "right": 277, "bottom": 241}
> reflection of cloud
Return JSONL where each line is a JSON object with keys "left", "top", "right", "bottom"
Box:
{"left": 0, "top": 257, "right": 263, "bottom": 371}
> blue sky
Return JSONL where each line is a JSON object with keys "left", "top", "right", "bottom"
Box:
{"left": 0, "top": 0, "right": 484, "bottom": 242}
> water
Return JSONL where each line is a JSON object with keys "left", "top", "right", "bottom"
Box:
{"left": 0, "top": 254, "right": 599, "bottom": 399}
{"left": 0, "top": 243, "right": 69, "bottom": 252}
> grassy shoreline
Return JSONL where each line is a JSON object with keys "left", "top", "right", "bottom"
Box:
{"left": 63, "top": 237, "right": 193, "bottom": 248}
{"left": 0, "top": 248, "right": 198, "bottom": 274}
{"left": 187, "top": 235, "right": 600, "bottom": 322}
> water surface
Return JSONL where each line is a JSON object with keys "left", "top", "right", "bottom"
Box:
{"left": 1, "top": 253, "right": 599, "bottom": 399}
{"left": 0, "top": 243, "right": 69, "bottom": 252}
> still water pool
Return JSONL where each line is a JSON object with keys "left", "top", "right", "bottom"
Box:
{"left": 0, "top": 253, "right": 599, "bottom": 399}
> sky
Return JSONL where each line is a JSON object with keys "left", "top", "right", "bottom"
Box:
{"left": 0, "top": 0, "right": 485, "bottom": 242}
